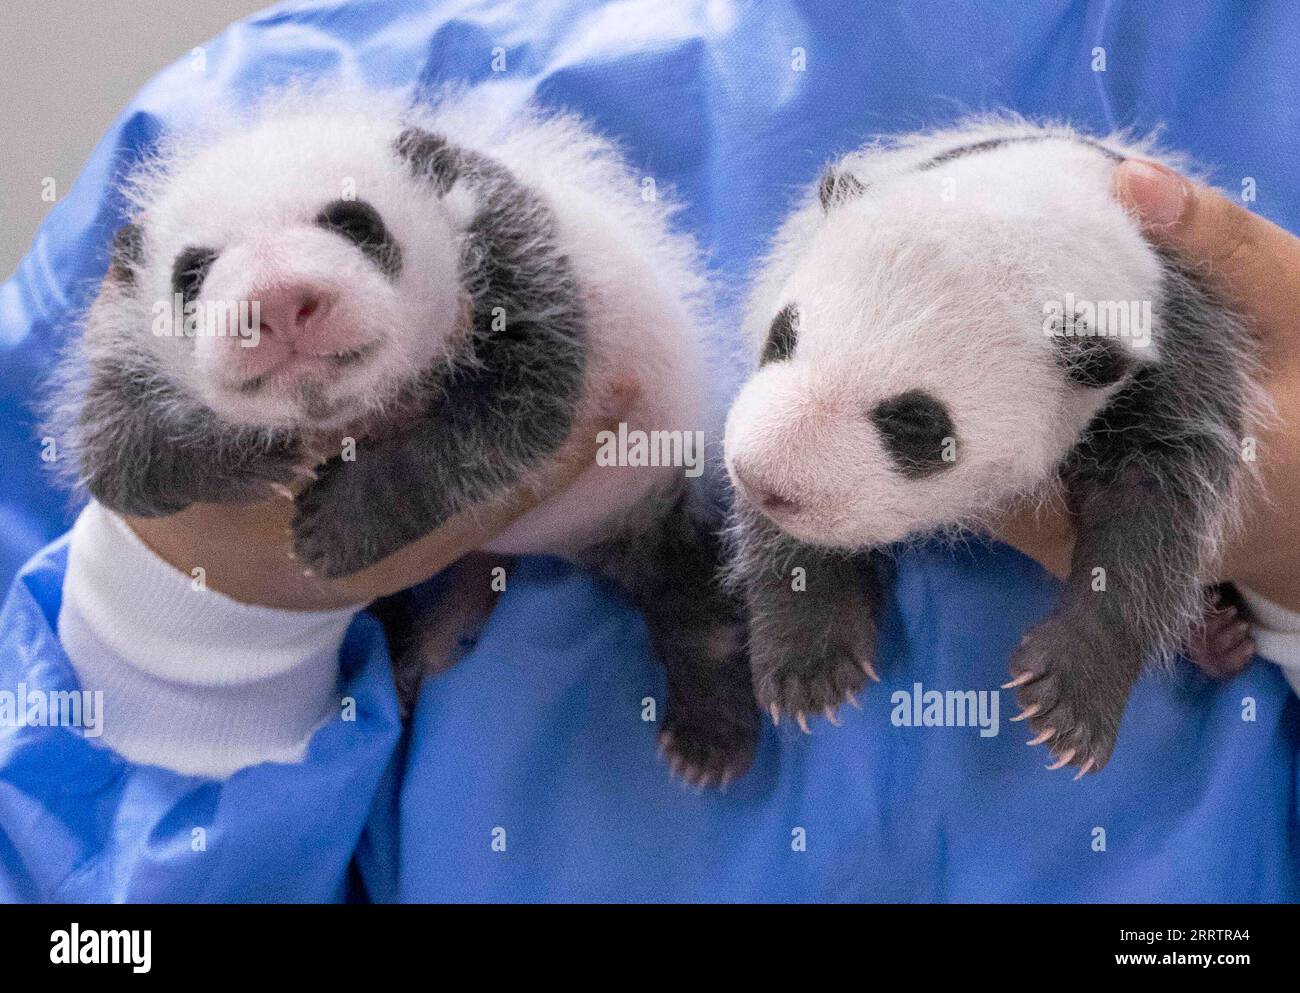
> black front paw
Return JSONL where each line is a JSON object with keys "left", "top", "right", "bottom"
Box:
{"left": 659, "top": 653, "right": 759, "bottom": 788}
{"left": 750, "top": 597, "right": 878, "bottom": 733}
{"left": 85, "top": 432, "right": 304, "bottom": 518}
{"left": 292, "top": 460, "right": 392, "bottom": 577}
{"left": 659, "top": 713, "right": 758, "bottom": 789}
{"left": 1007, "top": 617, "right": 1137, "bottom": 776}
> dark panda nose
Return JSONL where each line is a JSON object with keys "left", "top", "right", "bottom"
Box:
{"left": 870, "top": 389, "right": 956, "bottom": 478}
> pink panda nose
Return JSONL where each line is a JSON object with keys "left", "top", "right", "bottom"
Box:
{"left": 251, "top": 283, "right": 336, "bottom": 345}
{"left": 732, "top": 462, "right": 802, "bottom": 516}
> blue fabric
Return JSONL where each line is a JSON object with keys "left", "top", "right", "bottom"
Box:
{"left": 0, "top": 541, "right": 402, "bottom": 902}
{"left": 2, "top": 0, "right": 1298, "bottom": 902}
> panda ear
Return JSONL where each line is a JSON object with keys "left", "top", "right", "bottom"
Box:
{"left": 761, "top": 302, "right": 799, "bottom": 365}
{"left": 1053, "top": 332, "right": 1136, "bottom": 388}
{"left": 394, "top": 126, "right": 461, "bottom": 195}
{"left": 818, "top": 168, "right": 867, "bottom": 211}
{"left": 106, "top": 222, "right": 143, "bottom": 284}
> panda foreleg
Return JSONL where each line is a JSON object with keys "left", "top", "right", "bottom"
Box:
{"left": 1008, "top": 465, "right": 1217, "bottom": 775}
{"left": 577, "top": 485, "right": 759, "bottom": 787}
{"left": 77, "top": 357, "right": 304, "bottom": 517}
{"left": 291, "top": 308, "right": 586, "bottom": 578}
{"left": 737, "top": 508, "right": 883, "bottom": 731}
{"left": 294, "top": 137, "right": 588, "bottom": 578}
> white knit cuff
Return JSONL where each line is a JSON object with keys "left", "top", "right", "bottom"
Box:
{"left": 57, "top": 502, "right": 360, "bottom": 777}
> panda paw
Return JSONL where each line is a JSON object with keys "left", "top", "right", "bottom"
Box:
{"left": 291, "top": 460, "right": 392, "bottom": 578}
{"left": 101, "top": 439, "right": 304, "bottom": 518}
{"left": 1186, "top": 596, "right": 1255, "bottom": 679}
{"left": 1006, "top": 619, "right": 1132, "bottom": 777}
{"left": 750, "top": 612, "right": 878, "bottom": 733}
{"left": 658, "top": 707, "right": 758, "bottom": 790}
{"left": 657, "top": 648, "right": 760, "bottom": 788}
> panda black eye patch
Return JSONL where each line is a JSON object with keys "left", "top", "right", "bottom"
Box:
{"left": 315, "top": 198, "right": 402, "bottom": 278}
{"left": 870, "top": 388, "right": 956, "bottom": 477}
{"left": 761, "top": 303, "right": 799, "bottom": 365}
{"left": 171, "top": 246, "right": 218, "bottom": 304}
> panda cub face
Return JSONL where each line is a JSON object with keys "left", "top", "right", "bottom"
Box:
{"left": 103, "top": 102, "right": 474, "bottom": 431}
{"left": 725, "top": 133, "right": 1163, "bottom": 548}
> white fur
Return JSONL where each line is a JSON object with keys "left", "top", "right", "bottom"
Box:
{"left": 725, "top": 119, "right": 1177, "bottom": 547}
{"left": 430, "top": 90, "right": 711, "bottom": 553}
{"left": 108, "top": 85, "right": 710, "bottom": 553}
{"left": 122, "top": 90, "right": 465, "bottom": 430}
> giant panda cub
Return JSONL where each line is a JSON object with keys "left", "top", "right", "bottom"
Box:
{"left": 51, "top": 86, "right": 758, "bottom": 786}
{"left": 724, "top": 119, "right": 1262, "bottom": 775}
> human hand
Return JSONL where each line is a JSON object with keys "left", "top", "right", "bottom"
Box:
{"left": 997, "top": 157, "right": 1300, "bottom": 641}
{"left": 124, "top": 379, "right": 638, "bottom": 611}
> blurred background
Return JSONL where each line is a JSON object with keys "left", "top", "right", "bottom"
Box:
{"left": 0, "top": 0, "right": 265, "bottom": 278}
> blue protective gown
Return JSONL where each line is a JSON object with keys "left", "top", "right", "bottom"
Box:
{"left": 2, "top": 0, "right": 1297, "bottom": 902}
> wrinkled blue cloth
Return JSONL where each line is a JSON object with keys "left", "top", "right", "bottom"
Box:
{"left": 2, "top": 0, "right": 1298, "bottom": 902}
{"left": 0, "top": 540, "right": 402, "bottom": 902}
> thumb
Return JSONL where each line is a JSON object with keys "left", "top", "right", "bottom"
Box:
{"left": 1114, "top": 159, "right": 1300, "bottom": 366}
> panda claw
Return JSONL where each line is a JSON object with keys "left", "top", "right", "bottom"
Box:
{"left": 1045, "top": 749, "right": 1075, "bottom": 771}
{"left": 769, "top": 703, "right": 781, "bottom": 726}
{"left": 1011, "top": 704, "right": 1040, "bottom": 722}
{"left": 1002, "top": 671, "right": 1034, "bottom": 689}
{"left": 1073, "top": 759, "right": 1096, "bottom": 780}
{"left": 796, "top": 712, "right": 811, "bottom": 735}
{"left": 846, "top": 691, "right": 861, "bottom": 710}
{"left": 657, "top": 731, "right": 672, "bottom": 757}
{"left": 824, "top": 706, "right": 840, "bottom": 726}
{"left": 270, "top": 482, "right": 295, "bottom": 500}
{"left": 861, "top": 660, "right": 880, "bottom": 683}
{"left": 1027, "top": 727, "right": 1055, "bottom": 746}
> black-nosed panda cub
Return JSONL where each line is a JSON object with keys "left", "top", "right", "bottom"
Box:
{"left": 49, "top": 86, "right": 757, "bottom": 786}
{"left": 724, "top": 119, "right": 1263, "bottom": 775}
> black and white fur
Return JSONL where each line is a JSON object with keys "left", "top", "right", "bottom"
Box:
{"left": 724, "top": 118, "right": 1263, "bottom": 774}
{"left": 48, "top": 86, "right": 758, "bottom": 786}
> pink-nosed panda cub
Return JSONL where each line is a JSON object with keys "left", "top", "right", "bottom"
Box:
{"left": 49, "top": 86, "right": 758, "bottom": 786}
{"left": 724, "top": 119, "right": 1262, "bottom": 775}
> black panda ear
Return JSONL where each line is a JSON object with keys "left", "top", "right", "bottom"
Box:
{"left": 761, "top": 303, "right": 799, "bottom": 365}
{"left": 106, "top": 222, "right": 143, "bottom": 284}
{"left": 394, "top": 126, "right": 461, "bottom": 195}
{"left": 1053, "top": 332, "right": 1136, "bottom": 388}
{"left": 818, "top": 168, "right": 867, "bottom": 211}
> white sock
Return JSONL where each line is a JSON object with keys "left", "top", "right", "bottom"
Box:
{"left": 57, "top": 502, "right": 360, "bottom": 778}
